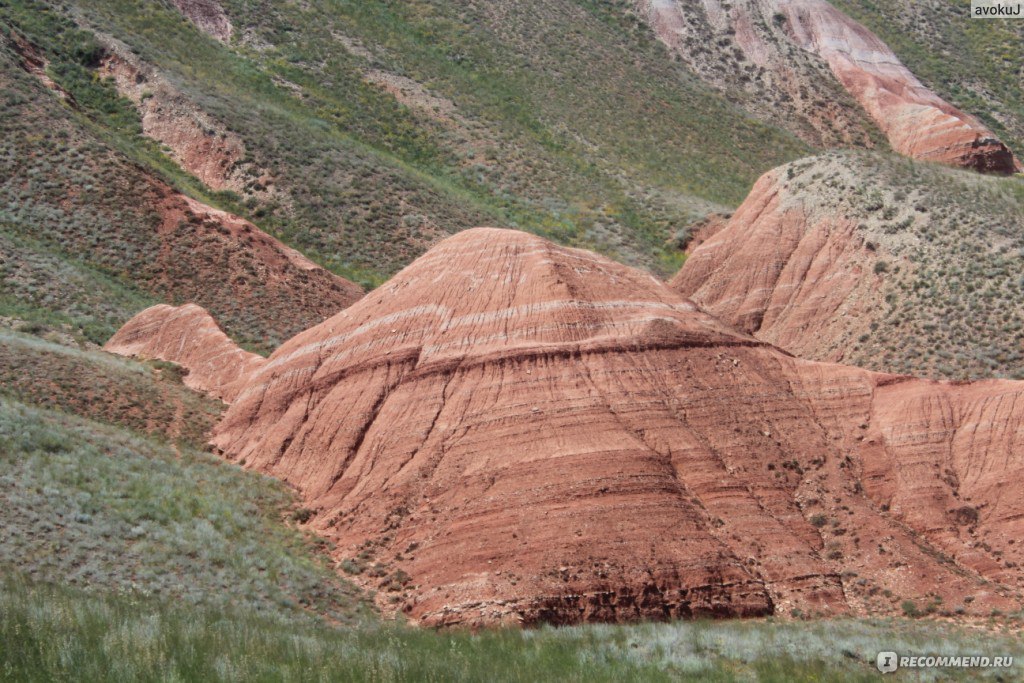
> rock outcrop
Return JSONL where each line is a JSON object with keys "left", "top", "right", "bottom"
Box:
{"left": 670, "top": 151, "right": 1024, "bottom": 380}
{"left": 670, "top": 163, "right": 878, "bottom": 361}
{"left": 96, "top": 38, "right": 279, "bottom": 200}
{"left": 105, "top": 304, "right": 264, "bottom": 403}
{"left": 203, "top": 227, "right": 1024, "bottom": 627}
{"left": 169, "top": 0, "right": 233, "bottom": 43}
{"left": 635, "top": 0, "right": 1018, "bottom": 172}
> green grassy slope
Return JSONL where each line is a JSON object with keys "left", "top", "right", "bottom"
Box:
{"left": 0, "top": 329, "right": 221, "bottom": 446}
{"left": 832, "top": 0, "right": 1024, "bottom": 160}
{"left": 3, "top": 579, "right": 1022, "bottom": 682}
{"left": 45, "top": 0, "right": 808, "bottom": 280}
{"left": 0, "top": 397, "right": 368, "bottom": 623}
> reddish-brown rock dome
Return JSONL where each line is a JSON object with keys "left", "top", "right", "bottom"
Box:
{"left": 207, "top": 228, "right": 1024, "bottom": 626}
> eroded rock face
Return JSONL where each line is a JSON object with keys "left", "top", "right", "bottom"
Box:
{"left": 208, "top": 228, "right": 1024, "bottom": 626}
{"left": 778, "top": 0, "right": 1017, "bottom": 172}
{"left": 669, "top": 165, "right": 879, "bottom": 361}
{"left": 169, "top": 0, "right": 233, "bottom": 43}
{"left": 96, "top": 39, "right": 279, "bottom": 200}
{"left": 105, "top": 304, "right": 264, "bottom": 403}
{"left": 636, "top": 0, "right": 1018, "bottom": 172}
{"left": 670, "top": 151, "right": 1024, "bottom": 379}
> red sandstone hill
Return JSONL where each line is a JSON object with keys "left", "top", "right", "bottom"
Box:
{"left": 133, "top": 227, "right": 1024, "bottom": 628}
{"left": 105, "top": 304, "right": 265, "bottom": 403}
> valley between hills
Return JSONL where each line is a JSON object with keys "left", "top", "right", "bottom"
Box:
{"left": 2, "top": 0, "right": 1024, "bottom": 680}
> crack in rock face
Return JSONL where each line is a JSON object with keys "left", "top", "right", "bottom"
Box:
{"left": 111, "top": 227, "right": 1019, "bottom": 627}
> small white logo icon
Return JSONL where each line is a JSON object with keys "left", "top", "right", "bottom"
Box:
{"left": 877, "top": 651, "right": 899, "bottom": 673}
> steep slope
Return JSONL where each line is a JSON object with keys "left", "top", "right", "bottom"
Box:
{"left": 833, "top": 0, "right": 1024, "bottom": 162}
{"left": 201, "top": 228, "right": 1024, "bottom": 627}
{"left": 671, "top": 151, "right": 1024, "bottom": 380}
{"left": 634, "top": 0, "right": 1018, "bottom": 172}
{"left": 0, "top": 26, "right": 362, "bottom": 349}
{"left": 105, "top": 304, "right": 265, "bottom": 403}
{"left": 26, "top": 0, "right": 810, "bottom": 280}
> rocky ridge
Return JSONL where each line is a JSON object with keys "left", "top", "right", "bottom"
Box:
{"left": 105, "top": 304, "right": 265, "bottom": 403}
{"left": 635, "top": 0, "right": 1018, "bottom": 172}
{"left": 104, "top": 227, "right": 1024, "bottom": 627}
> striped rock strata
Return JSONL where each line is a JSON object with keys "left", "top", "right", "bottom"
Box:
{"left": 195, "top": 228, "right": 1024, "bottom": 626}
{"left": 105, "top": 304, "right": 264, "bottom": 403}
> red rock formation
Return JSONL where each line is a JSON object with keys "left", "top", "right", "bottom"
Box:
{"left": 670, "top": 151, "right": 1024, "bottom": 381}
{"left": 169, "top": 0, "right": 232, "bottom": 43}
{"left": 635, "top": 0, "right": 1019, "bottom": 172}
{"left": 777, "top": 0, "right": 1018, "bottom": 173}
{"left": 105, "top": 304, "right": 264, "bottom": 403}
{"left": 206, "top": 227, "right": 1024, "bottom": 627}
{"left": 670, "top": 166, "right": 880, "bottom": 362}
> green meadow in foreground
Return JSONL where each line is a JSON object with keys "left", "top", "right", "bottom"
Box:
{"left": 3, "top": 577, "right": 1023, "bottom": 682}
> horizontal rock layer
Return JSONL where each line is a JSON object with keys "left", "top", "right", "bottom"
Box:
{"left": 199, "top": 228, "right": 1024, "bottom": 626}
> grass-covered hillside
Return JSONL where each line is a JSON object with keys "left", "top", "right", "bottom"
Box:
{"left": 4, "top": 576, "right": 1023, "bottom": 682}
{"left": 0, "top": 397, "right": 368, "bottom": 623}
{"left": 0, "top": 329, "right": 220, "bottom": 446}
{"left": 5, "top": 0, "right": 808, "bottom": 292}
{"left": 833, "top": 0, "right": 1024, "bottom": 159}
{"left": 769, "top": 151, "right": 1024, "bottom": 380}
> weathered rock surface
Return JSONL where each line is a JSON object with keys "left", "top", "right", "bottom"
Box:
{"left": 779, "top": 0, "right": 1017, "bottom": 172}
{"left": 105, "top": 304, "right": 264, "bottom": 403}
{"left": 636, "top": 0, "right": 1018, "bottom": 172}
{"left": 671, "top": 151, "right": 1024, "bottom": 380}
{"left": 96, "top": 38, "right": 279, "bottom": 200}
{"left": 205, "top": 227, "right": 1024, "bottom": 627}
{"left": 169, "top": 0, "right": 233, "bottom": 43}
{"left": 670, "top": 163, "right": 878, "bottom": 362}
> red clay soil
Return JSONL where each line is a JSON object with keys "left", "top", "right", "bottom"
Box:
{"left": 105, "top": 304, "right": 265, "bottom": 403}
{"left": 183, "top": 228, "right": 1024, "bottom": 627}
